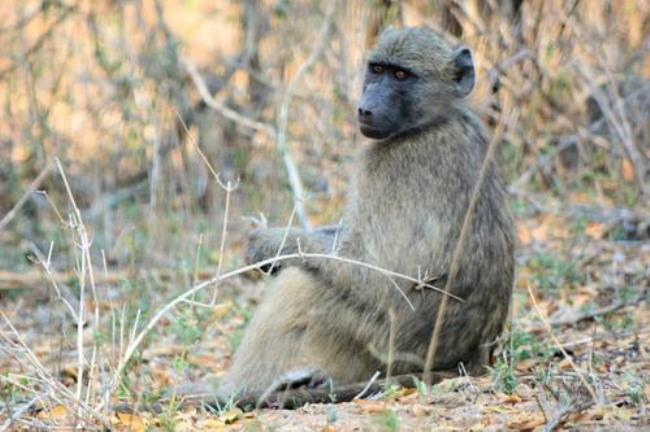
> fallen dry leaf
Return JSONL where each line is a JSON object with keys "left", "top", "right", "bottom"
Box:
{"left": 517, "top": 223, "right": 533, "bottom": 245}
{"left": 622, "top": 158, "right": 635, "bottom": 182}
{"left": 37, "top": 404, "right": 69, "bottom": 422}
{"left": 507, "top": 413, "right": 546, "bottom": 431}
{"left": 218, "top": 408, "right": 243, "bottom": 424}
{"left": 585, "top": 222, "right": 606, "bottom": 240}
{"left": 516, "top": 358, "right": 539, "bottom": 372}
{"left": 498, "top": 393, "right": 522, "bottom": 404}
{"left": 412, "top": 404, "right": 432, "bottom": 417}
{"left": 558, "top": 357, "right": 575, "bottom": 370}
{"left": 195, "top": 418, "right": 227, "bottom": 431}
{"left": 112, "top": 412, "right": 145, "bottom": 432}
{"left": 354, "top": 400, "right": 387, "bottom": 414}
{"left": 393, "top": 387, "right": 417, "bottom": 399}
{"left": 212, "top": 301, "right": 233, "bottom": 320}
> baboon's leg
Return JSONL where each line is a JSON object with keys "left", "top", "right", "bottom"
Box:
{"left": 218, "top": 267, "right": 321, "bottom": 398}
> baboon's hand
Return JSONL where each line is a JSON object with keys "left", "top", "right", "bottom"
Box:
{"left": 245, "top": 228, "right": 270, "bottom": 264}
{"left": 246, "top": 228, "right": 288, "bottom": 272}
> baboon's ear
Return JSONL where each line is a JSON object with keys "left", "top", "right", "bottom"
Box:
{"left": 451, "top": 46, "right": 475, "bottom": 98}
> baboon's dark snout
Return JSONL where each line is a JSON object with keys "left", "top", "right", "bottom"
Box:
{"left": 357, "top": 106, "right": 373, "bottom": 121}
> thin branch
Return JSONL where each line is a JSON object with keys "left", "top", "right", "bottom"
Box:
{"left": 55, "top": 157, "right": 97, "bottom": 425}
{"left": 541, "top": 399, "right": 575, "bottom": 432}
{"left": 175, "top": 109, "right": 239, "bottom": 306}
{"left": 275, "top": 9, "right": 334, "bottom": 229}
{"left": 182, "top": 58, "right": 276, "bottom": 138}
{"left": 0, "top": 162, "right": 51, "bottom": 232}
{"left": 0, "top": 395, "right": 41, "bottom": 431}
{"left": 0, "top": 314, "right": 110, "bottom": 427}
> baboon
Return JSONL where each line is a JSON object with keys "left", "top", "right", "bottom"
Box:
{"left": 206, "top": 27, "right": 515, "bottom": 404}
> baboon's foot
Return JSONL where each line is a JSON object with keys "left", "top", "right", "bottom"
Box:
{"left": 271, "top": 367, "right": 331, "bottom": 392}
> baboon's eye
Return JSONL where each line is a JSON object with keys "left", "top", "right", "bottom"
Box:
{"left": 371, "top": 64, "right": 384, "bottom": 74}
{"left": 394, "top": 70, "right": 409, "bottom": 80}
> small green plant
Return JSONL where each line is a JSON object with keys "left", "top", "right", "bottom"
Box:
{"left": 326, "top": 405, "right": 338, "bottom": 425}
{"left": 533, "top": 364, "right": 554, "bottom": 387}
{"left": 529, "top": 252, "right": 582, "bottom": 292}
{"left": 623, "top": 373, "right": 645, "bottom": 407}
{"left": 171, "top": 355, "right": 189, "bottom": 374}
{"left": 381, "top": 383, "right": 401, "bottom": 400}
{"left": 115, "top": 350, "right": 145, "bottom": 399}
{"left": 595, "top": 310, "right": 635, "bottom": 332}
{"left": 491, "top": 353, "right": 518, "bottom": 394}
{"left": 372, "top": 409, "right": 400, "bottom": 432}
{"left": 170, "top": 312, "right": 202, "bottom": 346}
{"left": 156, "top": 411, "right": 180, "bottom": 432}
{"left": 0, "top": 377, "right": 20, "bottom": 403}
{"left": 411, "top": 375, "right": 430, "bottom": 402}
{"left": 205, "top": 391, "right": 237, "bottom": 416}
{"left": 510, "top": 327, "right": 553, "bottom": 362}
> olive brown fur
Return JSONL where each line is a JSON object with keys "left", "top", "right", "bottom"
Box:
{"left": 194, "top": 27, "right": 515, "bottom": 405}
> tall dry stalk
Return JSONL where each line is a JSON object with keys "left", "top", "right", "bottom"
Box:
{"left": 424, "top": 102, "right": 513, "bottom": 385}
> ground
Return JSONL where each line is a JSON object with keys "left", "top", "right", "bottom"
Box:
{"left": 1, "top": 193, "right": 648, "bottom": 431}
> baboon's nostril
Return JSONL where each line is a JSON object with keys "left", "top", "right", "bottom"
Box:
{"left": 358, "top": 107, "right": 372, "bottom": 118}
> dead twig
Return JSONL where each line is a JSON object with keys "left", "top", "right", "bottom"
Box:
{"left": 182, "top": 59, "right": 276, "bottom": 138}
{"left": 0, "top": 395, "right": 42, "bottom": 432}
{"left": 353, "top": 371, "right": 382, "bottom": 400}
{"left": 0, "top": 162, "right": 52, "bottom": 233}
{"left": 575, "top": 64, "right": 647, "bottom": 195}
{"left": 541, "top": 403, "right": 574, "bottom": 432}
{"left": 275, "top": 7, "right": 334, "bottom": 229}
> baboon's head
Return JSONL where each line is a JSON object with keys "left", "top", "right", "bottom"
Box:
{"left": 358, "top": 27, "right": 475, "bottom": 140}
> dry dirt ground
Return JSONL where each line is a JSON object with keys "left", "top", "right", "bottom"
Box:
{"left": 1, "top": 203, "right": 649, "bottom": 431}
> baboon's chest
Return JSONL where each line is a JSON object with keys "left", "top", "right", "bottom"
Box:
{"left": 356, "top": 144, "right": 450, "bottom": 269}
{"left": 359, "top": 184, "right": 442, "bottom": 270}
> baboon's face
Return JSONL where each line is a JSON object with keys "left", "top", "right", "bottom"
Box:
{"left": 357, "top": 61, "right": 418, "bottom": 139}
{"left": 358, "top": 28, "right": 475, "bottom": 140}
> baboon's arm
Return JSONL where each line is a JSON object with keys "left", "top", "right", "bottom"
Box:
{"left": 250, "top": 222, "right": 440, "bottom": 303}
{"left": 246, "top": 225, "right": 343, "bottom": 265}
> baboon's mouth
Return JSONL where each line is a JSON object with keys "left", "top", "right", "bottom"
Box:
{"left": 359, "top": 123, "right": 387, "bottom": 139}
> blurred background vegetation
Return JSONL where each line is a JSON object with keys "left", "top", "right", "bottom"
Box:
{"left": 0, "top": 0, "right": 647, "bottom": 278}
{"left": 0, "top": 1, "right": 649, "bottom": 428}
